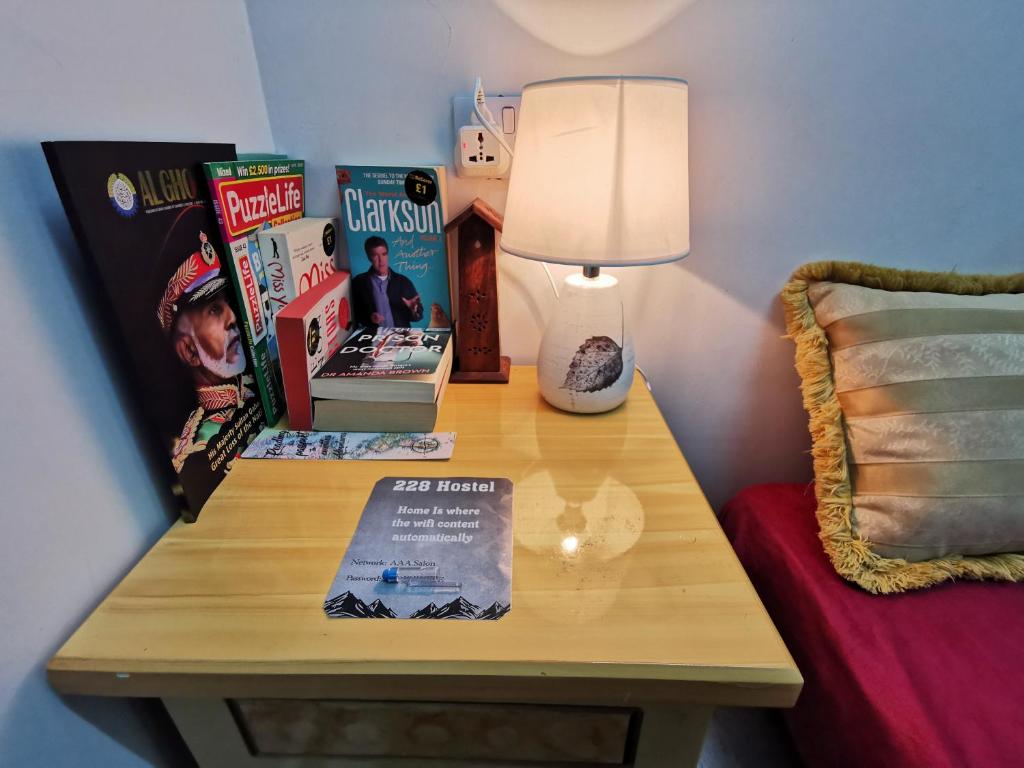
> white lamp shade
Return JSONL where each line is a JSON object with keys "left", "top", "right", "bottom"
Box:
{"left": 501, "top": 76, "right": 689, "bottom": 267}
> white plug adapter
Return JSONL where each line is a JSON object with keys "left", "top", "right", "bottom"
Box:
{"left": 454, "top": 125, "right": 511, "bottom": 178}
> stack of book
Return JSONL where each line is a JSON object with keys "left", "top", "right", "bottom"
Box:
{"left": 274, "top": 162, "right": 455, "bottom": 433}
{"left": 309, "top": 327, "right": 452, "bottom": 432}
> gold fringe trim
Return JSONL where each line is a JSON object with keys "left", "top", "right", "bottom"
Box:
{"left": 781, "top": 260, "right": 1024, "bottom": 593}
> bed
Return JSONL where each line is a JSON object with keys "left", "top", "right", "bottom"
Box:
{"left": 720, "top": 483, "right": 1024, "bottom": 768}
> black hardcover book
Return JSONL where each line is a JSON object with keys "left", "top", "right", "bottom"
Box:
{"left": 43, "top": 141, "right": 265, "bottom": 520}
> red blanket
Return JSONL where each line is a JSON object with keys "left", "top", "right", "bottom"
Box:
{"left": 721, "top": 483, "right": 1024, "bottom": 768}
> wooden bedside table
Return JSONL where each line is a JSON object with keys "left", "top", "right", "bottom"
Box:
{"left": 49, "top": 366, "right": 801, "bottom": 767}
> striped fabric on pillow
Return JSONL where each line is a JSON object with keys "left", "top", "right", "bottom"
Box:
{"left": 807, "top": 282, "right": 1024, "bottom": 562}
{"left": 783, "top": 261, "right": 1024, "bottom": 593}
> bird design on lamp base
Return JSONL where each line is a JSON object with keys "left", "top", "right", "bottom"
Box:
{"left": 537, "top": 272, "right": 634, "bottom": 414}
{"left": 563, "top": 336, "right": 624, "bottom": 393}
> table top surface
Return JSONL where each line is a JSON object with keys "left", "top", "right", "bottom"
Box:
{"left": 50, "top": 367, "right": 801, "bottom": 703}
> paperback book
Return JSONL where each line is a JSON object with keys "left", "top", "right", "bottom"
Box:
{"left": 311, "top": 360, "right": 451, "bottom": 433}
{"left": 42, "top": 141, "right": 265, "bottom": 519}
{"left": 204, "top": 158, "right": 306, "bottom": 424}
{"left": 257, "top": 216, "right": 339, "bottom": 314}
{"left": 274, "top": 270, "right": 352, "bottom": 430}
{"left": 324, "top": 477, "right": 512, "bottom": 620}
{"left": 336, "top": 165, "right": 452, "bottom": 331}
{"left": 311, "top": 327, "right": 452, "bottom": 403}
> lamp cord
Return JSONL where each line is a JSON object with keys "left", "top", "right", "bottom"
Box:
{"left": 472, "top": 77, "right": 515, "bottom": 159}
{"left": 540, "top": 262, "right": 560, "bottom": 298}
{"left": 474, "top": 77, "right": 561, "bottom": 300}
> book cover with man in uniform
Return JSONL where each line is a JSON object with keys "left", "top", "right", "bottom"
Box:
{"left": 43, "top": 141, "right": 266, "bottom": 520}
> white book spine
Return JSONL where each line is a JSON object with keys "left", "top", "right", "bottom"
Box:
{"left": 259, "top": 232, "right": 299, "bottom": 314}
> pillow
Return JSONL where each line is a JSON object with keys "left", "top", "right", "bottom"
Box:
{"left": 782, "top": 261, "right": 1024, "bottom": 593}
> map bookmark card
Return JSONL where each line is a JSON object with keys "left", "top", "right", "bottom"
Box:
{"left": 324, "top": 477, "right": 512, "bottom": 620}
{"left": 241, "top": 430, "right": 455, "bottom": 461}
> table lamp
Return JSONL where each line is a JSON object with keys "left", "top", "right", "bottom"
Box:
{"left": 500, "top": 76, "right": 689, "bottom": 413}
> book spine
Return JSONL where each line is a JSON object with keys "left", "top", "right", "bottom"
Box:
{"left": 312, "top": 403, "right": 438, "bottom": 433}
{"left": 275, "top": 271, "right": 352, "bottom": 430}
{"left": 257, "top": 232, "right": 294, "bottom": 316}
{"left": 276, "top": 312, "right": 314, "bottom": 430}
{"left": 230, "top": 239, "right": 284, "bottom": 425}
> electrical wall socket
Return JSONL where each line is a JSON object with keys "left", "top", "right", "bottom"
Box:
{"left": 452, "top": 94, "right": 521, "bottom": 179}
{"left": 458, "top": 125, "right": 503, "bottom": 167}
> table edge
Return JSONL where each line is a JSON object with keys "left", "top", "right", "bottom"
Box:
{"left": 47, "top": 367, "right": 804, "bottom": 709}
{"left": 48, "top": 661, "right": 803, "bottom": 708}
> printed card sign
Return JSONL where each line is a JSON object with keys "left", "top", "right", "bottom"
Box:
{"left": 324, "top": 477, "right": 512, "bottom": 620}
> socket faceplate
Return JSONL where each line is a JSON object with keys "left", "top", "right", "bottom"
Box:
{"left": 452, "top": 94, "right": 521, "bottom": 179}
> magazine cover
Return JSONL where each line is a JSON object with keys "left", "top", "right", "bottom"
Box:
{"left": 324, "top": 477, "right": 512, "bottom": 619}
{"left": 204, "top": 158, "right": 306, "bottom": 424}
{"left": 43, "top": 141, "right": 266, "bottom": 519}
{"left": 315, "top": 327, "right": 451, "bottom": 379}
{"left": 336, "top": 165, "right": 451, "bottom": 331}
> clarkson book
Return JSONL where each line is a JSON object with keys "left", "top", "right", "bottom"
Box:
{"left": 204, "top": 158, "right": 305, "bottom": 424}
{"left": 311, "top": 328, "right": 452, "bottom": 403}
{"left": 42, "top": 141, "right": 266, "bottom": 520}
{"left": 336, "top": 165, "right": 452, "bottom": 331}
{"left": 275, "top": 270, "right": 352, "bottom": 431}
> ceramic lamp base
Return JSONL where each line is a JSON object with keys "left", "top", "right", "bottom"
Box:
{"left": 537, "top": 273, "right": 635, "bottom": 414}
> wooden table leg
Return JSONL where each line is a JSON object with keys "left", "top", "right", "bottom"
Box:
{"left": 632, "top": 704, "right": 713, "bottom": 768}
{"left": 163, "top": 698, "right": 253, "bottom": 767}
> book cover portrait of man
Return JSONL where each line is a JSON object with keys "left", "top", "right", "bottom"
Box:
{"left": 155, "top": 205, "right": 255, "bottom": 472}
{"left": 351, "top": 235, "right": 424, "bottom": 328}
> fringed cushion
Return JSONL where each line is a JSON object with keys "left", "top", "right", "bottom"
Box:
{"left": 781, "top": 261, "right": 1024, "bottom": 593}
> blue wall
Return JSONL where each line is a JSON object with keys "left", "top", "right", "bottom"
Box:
{"left": 247, "top": 0, "right": 1024, "bottom": 507}
{"left": 4, "top": 1, "right": 1024, "bottom": 765}
{"left": 0, "top": 1, "right": 272, "bottom": 765}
